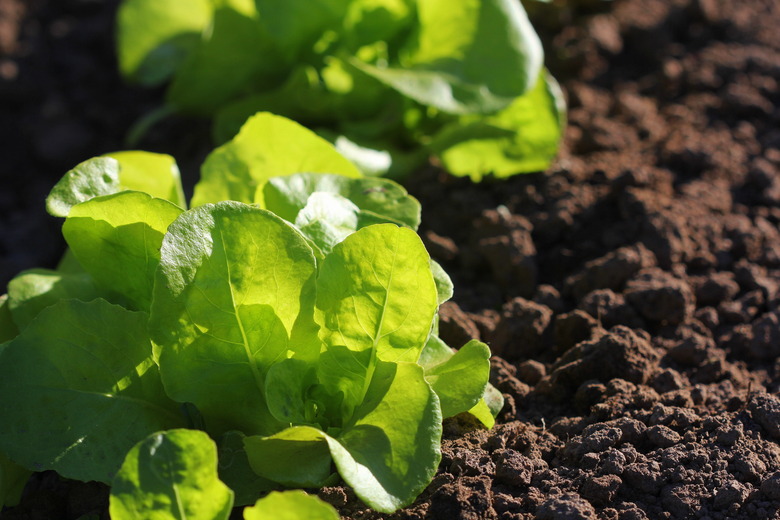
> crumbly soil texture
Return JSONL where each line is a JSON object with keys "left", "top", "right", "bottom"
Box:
{"left": 2, "top": 1, "right": 780, "bottom": 519}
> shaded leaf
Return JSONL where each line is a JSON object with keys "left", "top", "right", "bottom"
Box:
{"left": 0, "top": 299, "right": 185, "bottom": 483}
{"left": 167, "top": 0, "right": 284, "bottom": 115}
{"left": 0, "top": 295, "right": 17, "bottom": 344}
{"left": 6, "top": 269, "right": 103, "bottom": 329}
{"left": 217, "top": 431, "right": 276, "bottom": 507}
{"left": 0, "top": 452, "right": 30, "bottom": 508}
{"left": 244, "top": 426, "right": 333, "bottom": 488}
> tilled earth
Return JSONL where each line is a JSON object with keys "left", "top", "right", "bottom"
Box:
{"left": 2, "top": 1, "right": 780, "bottom": 519}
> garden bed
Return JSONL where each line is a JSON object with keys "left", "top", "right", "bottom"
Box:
{"left": 2, "top": 0, "right": 780, "bottom": 519}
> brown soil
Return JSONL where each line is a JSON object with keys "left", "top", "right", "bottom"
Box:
{"left": 2, "top": 1, "right": 780, "bottom": 519}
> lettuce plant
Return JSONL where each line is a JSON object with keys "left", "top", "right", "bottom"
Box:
{"left": 117, "top": 0, "right": 565, "bottom": 180}
{"left": 0, "top": 114, "right": 500, "bottom": 512}
{"left": 109, "top": 429, "right": 340, "bottom": 520}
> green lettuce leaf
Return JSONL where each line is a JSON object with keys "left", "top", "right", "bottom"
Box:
{"left": 6, "top": 269, "right": 102, "bottom": 329}
{"left": 294, "top": 192, "right": 361, "bottom": 256}
{"left": 217, "top": 431, "right": 276, "bottom": 507}
{"left": 341, "top": 0, "right": 413, "bottom": 50}
{"left": 212, "top": 57, "right": 391, "bottom": 144}
{"left": 0, "top": 295, "right": 18, "bottom": 343}
{"left": 468, "top": 384, "right": 505, "bottom": 429}
{"left": 430, "top": 70, "right": 566, "bottom": 180}
{"left": 105, "top": 151, "right": 187, "bottom": 208}
{"left": 167, "top": 0, "right": 284, "bottom": 115}
{"left": 244, "top": 425, "right": 333, "bottom": 488}
{"left": 325, "top": 359, "right": 441, "bottom": 513}
{"left": 110, "top": 429, "right": 234, "bottom": 520}
{"left": 315, "top": 224, "right": 438, "bottom": 365}
{"left": 0, "top": 299, "right": 185, "bottom": 483}
{"left": 430, "top": 260, "right": 453, "bottom": 305}
{"left": 0, "top": 452, "right": 30, "bottom": 508}
{"left": 150, "top": 202, "right": 319, "bottom": 436}
{"left": 254, "top": 0, "right": 348, "bottom": 60}
{"left": 63, "top": 191, "right": 183, "bottom": 311}
{"left": 116, "top": 0, "right": 213, "bottom": 86}
{"left": 245, "top": 359, "right": 441, "bottom": 513}
{"left": 423, "top": 340, "right": 490, "bottom": 418}
{"left": 355, "top": 0, "right": 543, "bottom": 114}
{"left": 264, "top": 173, "right": 421, "bottom": 229}
{"left": 46, "top": 157, "right": 121, "bottom": 217}
{"left": 419, "top": 335, "right": 502, "bottom": 427}
{"left": 243, "top": 490, "right": 340, "bottom": 520}
{"left": 192, "top": 113, "right": 362, "bottom": 207}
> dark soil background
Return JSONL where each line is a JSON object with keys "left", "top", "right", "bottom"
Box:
{"left": 2, "top": 0, "right": 780, "bottom": 519}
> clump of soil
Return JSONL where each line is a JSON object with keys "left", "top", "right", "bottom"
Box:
{"left": 3, "top": 0, "right": 780, "bottom": 519}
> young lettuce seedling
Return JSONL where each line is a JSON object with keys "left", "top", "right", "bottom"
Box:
{"left": 116, "top": 0, "right": 565, "bottom": 180}
{"left": 0, "top": 113, "right": 501, "bottom": 512}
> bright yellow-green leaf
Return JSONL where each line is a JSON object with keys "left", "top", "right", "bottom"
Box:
{"left": 315, "top": 224, "right": 438, "bottom": 364}
{"left": 63, "top": 191, "right": 183, "bottom": 311}
{"left": 45, "top": 157, "right": 120, "bottom": 218}
{"left": 105, "top": 151, "right": 186, "bottom": 208}
{"left": 423, "top": 340, "right": 490, "bottom": 418}
{"left": 264, "top": 173, "right": 420, "bottom": 230}
{"left": 467, "top": 399, "right": 495, "bottom": 429}
{"left": 243, "top": 491, "right": 340, "bottom": 520}
{"left": 325, "top": 360, "right": 441, "bottom": 513}
{"left": 192, "top": 113, "right": 361, "bottom": 208}
{"left": 110, "top": 429, "right": 234, "bottom": 520}
{"left": 150, "top": 202, "right": 319, "bottom": 436}
{"left": 431, "top": 71, "right": 566, "bottom": 180}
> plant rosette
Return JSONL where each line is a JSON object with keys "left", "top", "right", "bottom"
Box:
{"left": 0, "top": 113, "right": 501, "bottom": 513}
{"left": 116, "top": 0, "right": 565, "bottom": 180}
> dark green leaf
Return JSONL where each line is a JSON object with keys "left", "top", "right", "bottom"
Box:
{"left": 217, "top": 431, "right": 276, "bottom": 507}
{"left": 0, "top": 299, "right": 185, "bottom": 483}
{"left": 6, "top": 269, "right": 103, "bottom": 329}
